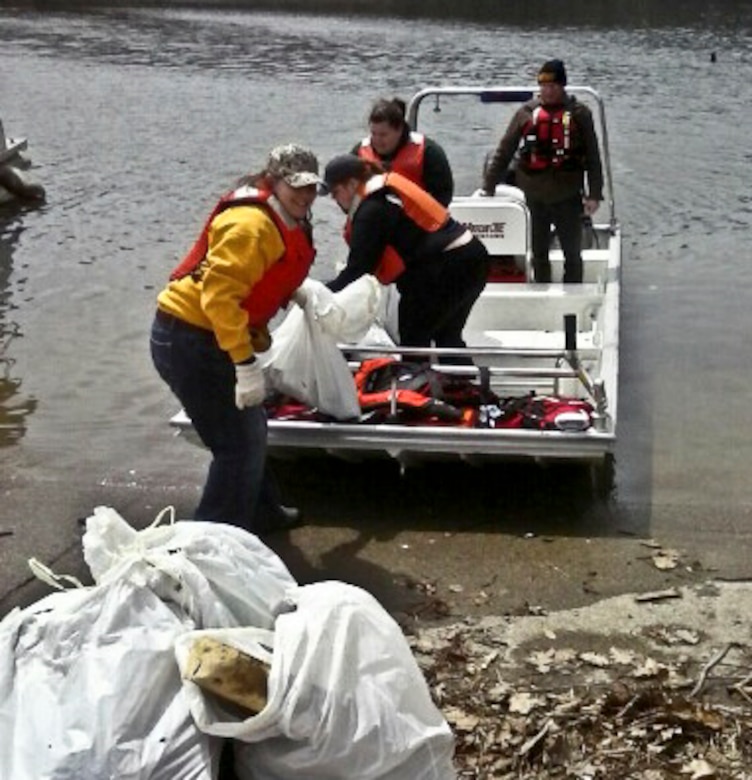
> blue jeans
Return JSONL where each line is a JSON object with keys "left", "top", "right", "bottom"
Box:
{"left": 150, "top": 311, "right": 282, "bottom": 531}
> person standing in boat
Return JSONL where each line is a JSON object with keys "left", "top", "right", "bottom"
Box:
{"left": 322, "top": 153, "right": 488, "bottom": 363}
{"left": 351, "top": 97, "right": 454, "bottom": 206}
{"left": 483, "top": 59, "right": 603, "bottom": 283}
{"left": 150, "top": 143, "right": 321, "bottom": 534}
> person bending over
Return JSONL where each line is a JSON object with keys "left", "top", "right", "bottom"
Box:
{"left": 323, "top": 153, "right": 488, "bottom": 364}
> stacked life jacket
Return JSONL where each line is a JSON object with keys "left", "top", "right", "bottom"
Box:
{"left": 479, "top": 393, "right": 594, "bottom": 431}
{"left": 343, "top": 172, "right": 449, "bottom": 284}
{"left": 353, "top": 359, "right": 594, "bottom": 430}
{"left": 519, "top": 104, "right": 583, "bottom": 172}
{"left": 357, "top": 131, "right": 427, "bottom": 189}
{"left": 354, "top": 357, "right": 478, "bottom": 425}
{"left": 169, "top": 186, "right": 316, "bottom": 328}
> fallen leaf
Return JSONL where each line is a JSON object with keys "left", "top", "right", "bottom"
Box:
{"left": 528, "top": 648, "right": 556, "bottom": 673}
{"left": 674, "top": 628, "right": 701, "bottom": 645}
{"left": 682, "top": 757, "right": 716, "bottom": 779}
{"left": 579, "top": 651, "right": 610, "bottom": 667}
{"left": 610, "top": 647, "right": 637, "bottom": 665}
{"left": 508, "top": 691, "right": 545, "bottom": 714}
{"left": 632, "top": 657, "right": 667, "bottom": 678}
{"left": 652, "top": 548, "right": 681, "bottom": 570}
{"left": 443, "top": 706, "right": 480, "bottom": 731}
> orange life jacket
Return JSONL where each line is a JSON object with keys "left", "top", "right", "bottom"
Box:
{"left": 344, "top": 171, "right": 449, "bottom": 284}
{"left": 354, "top": 357, "right": 475, "bottom": 425}
{"left": 520, "top": 104, "right": 579, "bottom": 171}
{"left": 357, "top": 131, "right": 426, "bottom": 187}
{"left": 169, "top": 187, "right": 315, "bottom": 328}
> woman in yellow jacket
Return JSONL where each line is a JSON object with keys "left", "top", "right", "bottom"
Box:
{"left": 151, "top": 144, "right": 320, "bottom": 534}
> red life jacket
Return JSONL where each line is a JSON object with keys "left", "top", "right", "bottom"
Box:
{"left": 488, "top": 393, "right": 594, "bottom": 430}
{"left": 169, "top": 186, "right": 315, "bottom": 328}
{"left": 520, "top": 105, "right": 578, "bottom": 171}
{"left": 357, "top": 131, "right": 427, "bottom": 187}
{"left": 343, "top": 172, "right": 449, "bottom": 284}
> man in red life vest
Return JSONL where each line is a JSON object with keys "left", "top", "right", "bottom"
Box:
{"left": 483, "top": 59, "right": 604, "bottom": 283}
{"left": 150, "top": 144, "right": 320, "bottom": 534}
{"left": 352, "top": 97, "right": 454, "bottom": 207}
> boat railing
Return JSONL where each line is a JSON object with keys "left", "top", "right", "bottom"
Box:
{"left": 338, "top": 341, "right": 610, "bottom": 428}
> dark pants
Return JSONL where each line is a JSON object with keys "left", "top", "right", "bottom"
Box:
{"left": 150, "top": 312, "right": 283, "bottom": 532}
{"left": 397, "top": 235, "right": 489, "bottom": 364}
{"left": 528, "top": 194, "right": 583, "bottom": 283}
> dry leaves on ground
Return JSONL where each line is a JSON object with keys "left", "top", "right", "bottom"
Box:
{"left": 409, "top": 622, "right": 752, "bottom": 779}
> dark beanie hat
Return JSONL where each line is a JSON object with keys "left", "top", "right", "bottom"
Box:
{"left": 322, "top": 154, "right": 367, "bottom": 193}
{"left": 537, "top": 59, "right": 567, "bottom": 86}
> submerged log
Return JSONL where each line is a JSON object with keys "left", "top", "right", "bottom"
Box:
{"left": 0, "top": 163, "right": 45, "bottom": 201}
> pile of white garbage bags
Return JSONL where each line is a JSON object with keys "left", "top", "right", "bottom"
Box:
{"left": 0, "top": 507, "right": 456, "bottom": 779}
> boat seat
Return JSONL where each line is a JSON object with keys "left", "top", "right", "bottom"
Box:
{"left": 466, "top": 285, "right": 605, "bottom": 335}
{"left": 549, "top": 247, "right": 611, "bottom": 284}
{"left": 449, "top": 191, "right": 530, "bottom": 258}
{"left": 474, "top": 328, "right": 600, "bottom": 354}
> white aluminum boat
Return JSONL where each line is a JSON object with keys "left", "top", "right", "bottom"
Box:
{"left": 172, "top": 85, "right": 621, "bottom": 475}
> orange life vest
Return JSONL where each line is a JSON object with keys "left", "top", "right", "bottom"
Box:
{"left": 520, "top": 105, "right": 579, "bottom": 171}
{"left": 169, "top": 187, "right": 315, "bottom": 328}
{"left": 354, "top": 357, "right": 475, "bottom": 425}
{"left": 344, "top": 171, "right": 449, "bottom": 284}
{"left": 357, "top": 131, "right": 426, "bottom": 187}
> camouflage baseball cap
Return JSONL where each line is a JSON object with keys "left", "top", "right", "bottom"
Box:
{"left": 266, "top": 143, "right": 322, "bottom": 187}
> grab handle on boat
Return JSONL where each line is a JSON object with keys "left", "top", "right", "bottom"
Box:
{"left": 563, "top": 313, "right": 595, "bottom": 395}
{"left": 562, "top": 314, "right": 610, "bottom": 427}
{"left": 564, "top": 314, "right": 577, "bottom": 351}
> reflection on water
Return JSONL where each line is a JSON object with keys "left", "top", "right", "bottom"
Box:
{"left": 0, "top": 216, "right": 37, "bottom": 446}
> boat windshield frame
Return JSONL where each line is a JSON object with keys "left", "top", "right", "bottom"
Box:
{"left": 406, "top": 85, "right": 617, "bottom": 231}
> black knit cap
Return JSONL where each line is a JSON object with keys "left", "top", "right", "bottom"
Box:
{"left": 537, "top": 59, "right": 567, "bottom": 86}
{"left": 322, "top": 154, "right": 367, "bottom": 193}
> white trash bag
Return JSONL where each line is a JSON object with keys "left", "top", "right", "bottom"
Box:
{"left": 376, "top": 281, "right": 401, "bottom": 346}
{"left": 0, "top": 571, "right": 219, "bottom": 780}
{"left": 82, "top": 505, "right": 297, "bottom": 630}
{"left": 179, "top": 582, "right": 456, "bottom": 780}
{"left": 314, "top": 274, "right": 382, "bottom": 343}
{"left": 262, "top": 277, "right": 381, "bottom": 420}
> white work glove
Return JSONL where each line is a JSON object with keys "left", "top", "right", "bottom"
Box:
{"left": 291, "top": 287, "right": 307, "bottom": 308}
{"left": 234, "top": 360, "right": 265, "bottom": 409}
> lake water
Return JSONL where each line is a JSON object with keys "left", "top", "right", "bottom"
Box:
{"left": 1, "top": 3, "right": 752, "bottom": 534}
